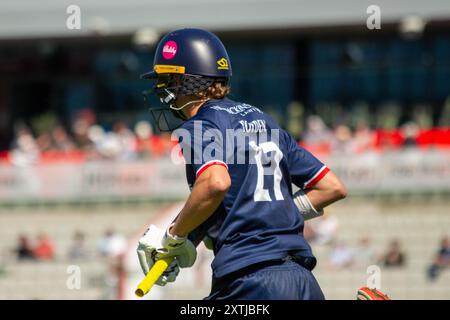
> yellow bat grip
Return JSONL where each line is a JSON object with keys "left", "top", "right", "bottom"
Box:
{"left": 135, "top": 257, "right": 174, "bottom": 298}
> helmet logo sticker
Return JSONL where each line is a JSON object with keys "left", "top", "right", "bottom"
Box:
{"left": 162, "top": 41, "right": 177, "bottom": 59}
{"left": 217, "top": 58, "right": 229, "bottom": 70}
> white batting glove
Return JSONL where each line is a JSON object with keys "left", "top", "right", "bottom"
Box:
{"left": 293, "top": 189, "right": 324, "bottom": 221}
{"left": 155, "top": 224, "right": 197, "bottom": 268}
{"left": 136, "top": 225, "right": 180, "bottom": 286}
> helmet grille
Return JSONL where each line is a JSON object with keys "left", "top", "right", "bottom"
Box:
{"left": 180, "top": 75, "right": 215, "bottom": 95}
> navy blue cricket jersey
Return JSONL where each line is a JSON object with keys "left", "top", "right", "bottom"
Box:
{"left": 176, "top": 97, "right": 329, "bottom": 279}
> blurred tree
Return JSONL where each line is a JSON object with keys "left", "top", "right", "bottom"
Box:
{"left": 412, "top": 103, "right": 433, "bottom": 129}
{"left": 31, "top": 112, "right": 58, "bottom": 136}
{"left": 349, "top": 101, "right": 370, "bottom": 129}
{"left": 439, "top": 96, "right": 450, "bottom": 127}
{"left": 286, "top": 101, "right": 304, "bottom": 140}
{"left": 375, "top": 102, "right": 401, "bottom": 129}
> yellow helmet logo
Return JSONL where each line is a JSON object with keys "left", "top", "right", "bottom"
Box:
{"left": 217, "top": 58, "right": 229, "bottom": 70}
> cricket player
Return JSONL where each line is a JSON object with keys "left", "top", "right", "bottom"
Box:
{"left": 137, "top": 28, "right": 347, "bottom": 300}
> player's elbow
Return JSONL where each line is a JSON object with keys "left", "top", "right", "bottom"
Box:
{"left": 311, "top": 170, "right": 347, "bottom": 203}
{"left": 207, "top": 175, "right": 231, "bottom": 196}
{"left": 332, "top": 181, "right": 347, "bottom": 200}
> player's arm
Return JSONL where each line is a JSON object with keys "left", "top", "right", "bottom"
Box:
{"left": 292, "top": 169, "right": 346, "bottom": 221}
{"left": 285, "top": 130, "right": 346, "bottom": 219}
{"left": 304, "top": 170, "right": 347, "bottom": 210}
{"left": 136, "top": 165, "right": 229, "bottom": 282}
{"left": 170, "top": 165, "right": 231, "bottom": 237}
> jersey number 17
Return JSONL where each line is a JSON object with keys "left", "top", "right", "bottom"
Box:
{"left": 249, "top": 141, "right": 284, "bottom": 202}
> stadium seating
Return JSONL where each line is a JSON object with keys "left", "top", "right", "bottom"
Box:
{"left": 153, "top": 198, "right": 450, "bottom": 300}
{"left": 312, "top": 198, "right": 450, "bottom": 300}
{"left": 0, "top": 205, "right": 159, "bottom": 299}
{"left": 0, "top": 198, "right": 449, "bottom": 300}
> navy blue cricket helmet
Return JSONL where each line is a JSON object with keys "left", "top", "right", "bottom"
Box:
{"left": 141, "top": 28, "right": 232, "bottom": 79}
{"left": 141, "top": 28, "right": 232, "bottom": 130}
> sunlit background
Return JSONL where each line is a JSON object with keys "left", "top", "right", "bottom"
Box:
{"left": 0, "top": 0, "right": 449, "bottom": 300}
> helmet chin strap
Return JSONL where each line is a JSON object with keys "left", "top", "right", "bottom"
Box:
{"left": 169, "top": 99, "right": 209, "bottom": 111}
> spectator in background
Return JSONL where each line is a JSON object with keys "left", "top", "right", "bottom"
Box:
{"left": 86, "top": 124, "right": 107, "bottom": 159}
{"left": 88, "top": 122, "right": 137, "bottom": 160}
{"left": 10, "top": 124, "right": 40, "bottom": 167}
{"left": 331, "top": 125, "right": 353, "bottom": 154}
{"left": 93, "top": 129, "right": 122, "bottom": 160}
{"left": 303, "top": 115, "right": 333, "bottom": 150}
{"left": 72, "top": 118, "right": 91, "bottom": 149}
{"left": 134, "top": 120, "right": 162, "bottom": 158}
{"left": 36, "top": 132, "right": 53, "bottom": 152}
{"left": 353, "top": 237, "right": 376, "bottom": 267}
{"left": 72, "top": 109, "right": 96, "bottom": 150}
{"left": 427, "top": 236, "right": 450, "bottom": 281}
{"left": 328, "top": 240, "right": 355, "bottom": 270}
{"left": 113, "top": 121, "right": 137, "bottom": 161}
{"left": 381, "top": 239, "right": 406, "bottom": 268}
{"left": 97, "top": 229, "right": 126, "bottom": 258}
{"left": 352, "top": 122, "right": 374, "bottom": 154}
{"left": 15, "top": 235, "right": 35, "bottom": 261}
{"left": 52, "top": 125, "right": 76, "bottom": 152}
{"left": 33, "top": 233, "right": 55, "bottom": 261}
{"left": 303, "top": 209, "right": 339, "bottom": 245}
{"left": 35, "top": 123, "right": 76, "bottom": 153}
{"left": 401, "top": 121, "right": 420, "bottom": 148}
{"left": 67, "top": 231, "right": 89, "bottom": 261}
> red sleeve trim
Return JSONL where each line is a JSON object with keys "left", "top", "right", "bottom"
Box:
{"left": 196, "top": 160, "right": 228, "bottom": 178}
{"left": 304, "top": 166, "right": 330, "bottom": 189}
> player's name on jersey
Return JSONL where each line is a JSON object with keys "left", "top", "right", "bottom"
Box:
{"left": 210, "top": 103, "right": 263, "bottom": 116}
{"left": 173, "top": 121, "right": 281, "bottom": 165}
{"left": 239, "top": 119, "right": 267, "bottom": 133}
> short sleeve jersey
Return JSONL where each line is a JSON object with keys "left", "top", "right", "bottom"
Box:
{"left": 176, "top": 98, "right": 329, "bottom": 278}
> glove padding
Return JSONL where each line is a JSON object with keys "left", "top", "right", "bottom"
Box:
{"left": 292, "top": 189, "right": 324, "bottom": 221}
{"left": 202, "top": 235, "right": 214, "bottom": 251}
{"left": 136, "top": 224, "right": 180, "bottom": 286}
{"left": 357, "top": 287, "right": 391, "bottom": 300}
{"left": 155, "top": 224, "right": 197, "bottom": 268}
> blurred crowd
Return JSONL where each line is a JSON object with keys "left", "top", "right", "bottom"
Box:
{"left": 8, "top": 229, "right": 128, "bottom": 299}
{"left": 304, "top": 213, "right": 449, "bottom": 281}
{"left": 428, "top": 237, "right": 450, "bottom": 281}
{"left": 15, "top": 234, "right": 55, "bottom": 261}
{"left": 282, "top": 99, "right": 450, "bottom": 155}
{"left": 299, "top": 115, "right": 450, "bottom": 156}
{"left": 13, "top": 229, "right": 127, "bottom": 263}
{"left": 1, "top": 99, "right": 450, "bottom": 166}
{"left": 2, "top": 109, "right": 175, "bottom": 166}
{"left": 13, "top": 223, "right": 449, "bottom": 283}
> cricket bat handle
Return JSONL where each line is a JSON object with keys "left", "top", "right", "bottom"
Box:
{"left": 135, "top": 257, "right": 174, "bottom": 298}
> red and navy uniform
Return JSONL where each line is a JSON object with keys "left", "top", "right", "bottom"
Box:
{"left": 176, "top": 97, "right": 328, "bottom": 300}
